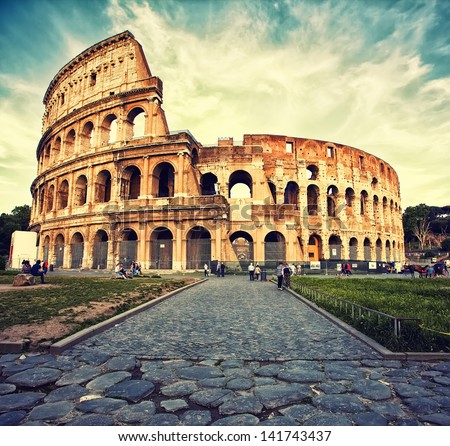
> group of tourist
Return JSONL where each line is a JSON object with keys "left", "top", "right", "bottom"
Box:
{"left": 247, "top": 263, "right": 263, "bottom": 281}
{"left": 114, "top": 261, "right": 143, "bottom": 279}
{"left": 21, "top": 259, "right": 48, "bottom": 284}
{"left": 275, "top": 262, "right": 294, "bottom": 291}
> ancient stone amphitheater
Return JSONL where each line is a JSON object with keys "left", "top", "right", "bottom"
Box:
{"left": 29, "top": 31, "right": 404, "bottom": 272}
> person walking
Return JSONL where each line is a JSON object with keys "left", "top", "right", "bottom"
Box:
{"left": 204, "top": 263, "right": 209, "bottom": 277}
{"left": 220, "top": 262, "right": 226, "bottom": 277}
{"left": 248, "top": 262, "right": 255, "bottom": 280}
{"left": 276, "top": 262, "right": 284, "bottom": 290}
{"left": 283, "top": 263, "right": 292, "bottom": 288}
{"left": 254, "top": 264, "right": 261, "bottom": 281}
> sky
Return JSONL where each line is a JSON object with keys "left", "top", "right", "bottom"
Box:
{"left": 0, "top": 0, "right": 449, "bottom": 214}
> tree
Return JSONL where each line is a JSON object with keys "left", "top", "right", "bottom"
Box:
{"left": 402, "top": 204, "right": 431, "bottom": 249}
{"left": 0, "top": 205, "right": 31, "bottom": 257}
{"left": 442, "top": 238, "right": 450, "bottom": 252}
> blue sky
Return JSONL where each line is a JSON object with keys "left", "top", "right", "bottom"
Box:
{"left": 1, "top": 0, "right": 449, "bottom": 214}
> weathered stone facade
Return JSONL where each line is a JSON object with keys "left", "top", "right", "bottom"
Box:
{"left": 29, "top": 31, "right": 404, "bottom": 270}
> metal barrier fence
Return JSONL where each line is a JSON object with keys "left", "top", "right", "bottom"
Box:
{"left": 294, "top": 282, "right": 421, "bottom": 338}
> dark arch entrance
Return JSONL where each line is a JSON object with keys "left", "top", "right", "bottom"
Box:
{"left": 186, "top": 226, "right": 211, "bottom": 269}
{"left": 150, "top": 227, "right": 173, "bottom": 269}
{"left": 70, "top": 232, "right": 84, "bottom": 268}
{"left": 119, "top": 229, "right": 138, "bottom": 268}
{"left": 329, "top": 235, "right": 342, "bottom": 260}
{"left": 54, "top": 234, "right": 65, "bottom": 267}
{"left": 93, "top": 230, "right": 108, "bottom": 269}
{"left": 229, "top": 231, "right": 254, "bottom": 267}
{"left": 264, "top": 231, "right": 286, "bottom": 268}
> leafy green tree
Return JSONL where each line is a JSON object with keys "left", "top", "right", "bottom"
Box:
{"left": 0, "top": 205, "right": 31, "bottom": 257}
{"left": 402, "top": 204, "right": 431, "bottom": 249}
{"left": 442, "top": 238, "right": 450, "bottom": 252}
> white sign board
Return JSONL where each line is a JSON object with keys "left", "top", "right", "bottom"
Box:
{"left": 310, "top": 261, "right": 321, "bottom": 270}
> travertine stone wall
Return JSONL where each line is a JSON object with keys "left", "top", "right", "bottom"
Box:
{"left": 30, "top": 31, "right": 404, "bottom": 270}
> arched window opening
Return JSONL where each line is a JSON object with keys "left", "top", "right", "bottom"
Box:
{"left": 308, "top": 234, "right": 322, "bottom": 261}
{"left": 128, "top": 107, "right": 146, "bottom": 139}
{"left": 74, "top": 175, "right": 88, "bottom": 206}
{"left": 306, "top": 165, "right": 319, "bottom": 180}
{"left": 201, "top": 173, "right": 218, "bottom": 196}
{"left": 54, "top": 234, "right": 65, "bottom": 268}
{"left": 376, "top": 238, "right": 382, "bottom": 261}
{"left": 150, "top": 227, "right": 173, "bottom": 269}
{"left": 92, "top": 230, "right": 108, "bottom": 270}
{"left": 102, "top": 114, "right": 118, "bottom": 145}
{"left": 373, "top": 195, "right": 380, "bottom": 221}
{"left": 53, "top": 137, "right": 61, "bottom": 163}
{"left": 264, "top": 231, "right": 286, "bottom": 267}
{"left": 121, "top": 166, "right": 141, "bottom": 200}
{"left": 57, "top": 180, "right": 69, "bottom": 209}
{"left": 307, "top": 185, "right": 320, "bottom": 216}
{"left": 363, "top": 238, "right": 371, "bottom": 261}
{"left": 186, "top": 226, "right": 211, "bottom": 269}
{"left": 349, "top": 237, "right": 358, "bottom": 260}
{"left": 70, "top": 232, "right": 84, "bottom": 268}
{"left": 371, "top": 177, "right": 378, "bottom": 188}
{"left": 230, "top": 231, "right": 254, "bottom": 267}
{"left": 329, "top": 235, "right": 342, "bottom": 260}
{"left": 119, "top": 229, "right": 138, "bottom": 268}
{"left": 360, "top": 190, "right": 368, "bottom": 215}
{"left": 95, "top": 170, "right": 112, "bottom": 203}
{"left": 327, "top": 186, "right": 338, "bottom": 217}
{"left": 81, "top": 121, "right": 94, "bottom": 150}
{"left": 153, "top": 162, "right": 175, "bottom": 198}
{"left": 191, "top": 148, "right": 199, "bottom": 165}
{"left": 284, "top": 181, "right": 299, "bottom": 206}
{"left": 345, "top": 188, "right": 355, "bottom": 208}
{"left": 43, "top": 235, "right": 50, "bottom": 262}
{"left": 229, "top": 170, "right": 252, "bottom": 198}
{"left": 65, "top": 129, "right": 76, "bottom": 157}
{"left": 46, "top": 185, "right": 55, "bottom": 212}
{"left": 386, "top": 240, "right": 391, "bottom": 262}
{"left": 38, "top": 188, "right": 45, "bottom": 214}
{"left": 268, "top": 182, "right": 277, "bottom": 204}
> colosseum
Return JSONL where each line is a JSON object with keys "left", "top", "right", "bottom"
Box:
{"left": 29, "top": 31, "right": 404, "bottom": 273}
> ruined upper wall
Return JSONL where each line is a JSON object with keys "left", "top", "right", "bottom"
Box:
{"left": 42, "top": 31, "right": 162, "bottom": 130}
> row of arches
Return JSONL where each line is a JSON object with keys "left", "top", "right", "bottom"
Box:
{"left": 39, "top": 107, "right": 148, "bottom": 168}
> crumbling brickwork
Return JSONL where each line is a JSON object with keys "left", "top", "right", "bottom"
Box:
{"left": 30, "top": 31, "right": 404, "bottom": 271}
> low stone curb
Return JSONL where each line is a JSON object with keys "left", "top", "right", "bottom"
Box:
{"left": 49, "top": 279, "right": 207, "bottom": 355}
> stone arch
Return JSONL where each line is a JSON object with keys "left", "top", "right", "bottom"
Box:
{"left": 70, "top": 232, "right": 84, "bottom": 268}
{"left": 360, "top": 190, "right": 368, "bottom": 215}
{"left": 306, "top": 164, "right": 319, "bottom": 180}
{"left": 92, "top": 229, "right": 108, "bottom": 269}
{"left": 43, "top": 235, "right": 51, "bottom": 262}
{"left": 229, "top": 231, "right": 254, "bottom": 265}
{"left": 284, "top": 181, "right": 299, "bottom": 206}
{"left": 345, "top": 187, "right": 355, "bottom": 212}
{"left": 327, "top": 185, "right": 339, "bottom": 217}
{"left": 200, "top": 172, "right": 218, "bottom": 196}
{"left": 65, "top": 129, "right": 76, "bottom": 157}
{"left": 121, "top": 165, "right": 141, "bottom": 199}
{"left": 349, "top": 237, "right": 358, "bottom": 260}
{"left": 186, "top": 226, "right": 211, "bottom": 269}
{"left": 152, "top": 162, "right": 175, "bottom": 198}
{"left": 308, "top": 234, "right": 322, "bottom": 261}
{"left": 329, "top": 235, "right": 342, "bottom": 260}
{"left": 229, "top": 170, "right": 253, "bottom": 198}
{"left": 264, "top": 231, "right": 286, "bottom": 266}
{"left": 46, "top": 185, "right": 55, "bottom": 212}
{"left": 81, "top": 121, "right": 94, "bottom": 150}
{"left": 376, "top": 238, "right": 382, "bottom": 261}
{"left": 95, "top": 170, "right": 112, "bottom": 203}
{"left": 127, "top": 106, "right": 146, "bottom": 139}
{"left": 150, "top": 227, "right": 173, "bottom": 269}
{"left": 74, "top": 175, "right": 88, "bottom": 206}
{"left": 101, "top": 114, "right": 118, "bottom": 145}
{"left": 38, "top": 187, "right": 45, "bottom": 214}
{"left": 307, "top": 185, "right": 320, "bottom": 215}
{"left": 371, "top": 177, "right": 378, "bottom": 188}
{"left": 268, "top": 181, "right": 277, "bottom": 204}
{"left": 53, "top": 136, "right": 61, "bottom": 163}
{"left": 386, "top": 240, "right": 391, "bottom": 262}
{"left": 119, "top": 228, "right": 138, "bottom": 268}
{"left": 57, "top": 179, "right": 69, "bottom": 209}
{"left": 54, "top": 233, "right": 65, "bottom": 268}
{"left": 363, "top": 237, "right": 371, "bottom": 261}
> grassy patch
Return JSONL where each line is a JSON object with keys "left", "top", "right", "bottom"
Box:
{"left": 291, "top": 277, "right": 450, "bottom": 352}
{"left": 0, "top": 274, "right": 196, "bottom": 346}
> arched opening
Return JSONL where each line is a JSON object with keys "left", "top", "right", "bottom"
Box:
{"left": 363, "top": 238, "right": 371, "bottom": 261}
{"left": 38, "top": 188, "right": 45, "bottom": 214}
{"left": 46, "top": 185, "right": 54, "bottom": 212}
{"left": 53, "top": 137, "right": 61, "bottom": 163}
{"left": 376, "top": 238, "right": 382, "bottom": 261}
{"left": 191, "top": 148, "right": 199, "bottom": 165}
{"left": 65, "top": 129, "right": 76, "bottom": 157}
{"left": 81, "top": 121, "right": 94, "bottom": 150}
{"left": 383, "top": 197, "right": 388, "bottom": 221}
{"left": 229, "top": 170, "right": 252, "bottom": 198}
{"left": 200, "top": 173, "right": 218, "bottom": 196}
{"left": 371, "top": 177, "right": 378, "bottom": 188}
{"left": 230, "top": 231, "right": 254, "bottom": 267}
{"left": 186, "top": 226, "right": 211, "bottom": 269}
{"left": 306, "top": 165, "right": 319, "bottom": 180}
{"left": 284, "top": 181, "right": 299, "bottom": 206}
{"left": 360, "top": 190, "right": 368, "bottom": 215}
{"left": 373, "top": 195, "right": 380, "bottom": 222}
{"left": 57, "top": 180, "right": 69, "bottom": 209}
{"left": 349, "top": 237, "right": 358, "bottom": 260}
{"left": 329, "top": 235, "right": 342, "bottom": 260}
{"left": 70, "top": 232, "right": 84, "bottom": 268}
{"left": 345, "top": 188, "right": 355, "bottom": 209}
{"left": 95, "top": 170, "right": 112, "bottom": 203}
{"left": 268, "top": 182, "right": 277, "bottom": 204}
{"left": 54, "top": 234, "right": 65, "bottom": 268}
{"left": 101, "top": 114, "right": 118, "bottom": 145}
{"left": 392, "top": 240, "right": 397, "bottom": 261}
{"left": 307, "top": 185, "right": 320, "bottom": 215}
{"left": 308, "top": 234, "right": 322, "bottom": 261}
{"left": 327, "top": 185, "right": 338, "bottom": 217}
{"left": 119, "top": 229, "right": 138, "bottom": 268}
{"left": 43, "top": 235, "right": 50, "bottom": 262}
{"left": 150, "top": 227, "right": 173, "bottom": 269}
{"left": 128, "top": 107, "right": 146, "bottom": 139}
{"left": 152, "top": 162, "right": 175, "bottom": 198}
{"left": 386, "top": 240, "right": 391, "bottom": 262}
{"left": 121, "top": 166, "right": 141, "bottom": 200}
{"left": 92, "top": 230, "right": 108, "bottom": 270}
{"left": 74, "top": 175, "right": 88, "bottom": 207}
{"left": 264, "top": 231, "right": 286, "bottom": 267}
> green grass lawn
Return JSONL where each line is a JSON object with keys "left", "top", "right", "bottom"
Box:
{"left": 0, "top": 272, "right": 196, "bottom": 346}
{"left": 290, "top": 276, "right": 450, "bottom": 352}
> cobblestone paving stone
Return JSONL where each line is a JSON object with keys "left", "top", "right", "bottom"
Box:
{"left": 0, "top": 276, "right": 449, "bottom": 426}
